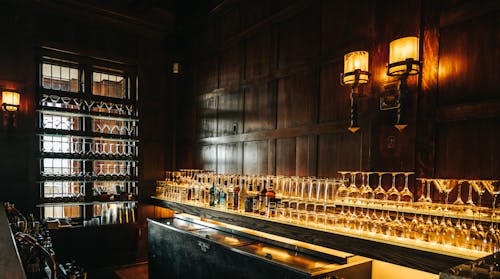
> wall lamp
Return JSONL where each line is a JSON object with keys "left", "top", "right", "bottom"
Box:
{"left": 385, "top": 36, "right": 421, "bottom": 131}
{"left": 340, "top": 51, "right": 370, "bottom": 133}
{"left": 2, "top": 90, "right": 20, "bottom": 128}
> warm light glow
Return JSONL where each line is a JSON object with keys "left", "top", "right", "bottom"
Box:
{"left": 223, "top": 236, "right": 240, "bottom": 245}
{"left": 261, "top": 247, "right": 291, "bottom": 260}
{"left": 2, "top": 91, "right": 20, "bottom": 111}
{"left": 172, "top": 62, "right": 180, "bottom": 74}
{"left": 388, "top": 36, "right": 420, "bottom": 75}
{"left": 342, "top": 51, "right": 369, "bottom": 84}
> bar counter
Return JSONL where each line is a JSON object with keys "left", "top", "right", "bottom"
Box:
{"left": 149, "top": 197, "right": 471, "bottom": 274}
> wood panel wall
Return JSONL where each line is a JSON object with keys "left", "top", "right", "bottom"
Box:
{"left": 178, "top": 0, "right": 500, "bottom": 184}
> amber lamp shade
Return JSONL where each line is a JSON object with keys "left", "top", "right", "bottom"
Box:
{"left": 2, "top": 91, "right": 20, "bottom": 111}
{"left": 342, "top": 51, "right": 369, "bottom": 85}
{"left": 387, "top": 36, "right": 420, "bottom": 76}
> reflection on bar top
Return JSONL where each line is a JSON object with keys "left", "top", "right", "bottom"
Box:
{"left": 176, "top": 212, "right": 353, "bottom": 259}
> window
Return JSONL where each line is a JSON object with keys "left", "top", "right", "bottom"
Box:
{"left": 37, "top": 50, "right": 138, "bottom": 222}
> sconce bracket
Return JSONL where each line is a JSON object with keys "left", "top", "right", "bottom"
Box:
{"left": 380, "top": 81, "right": 400, "bottom": 110}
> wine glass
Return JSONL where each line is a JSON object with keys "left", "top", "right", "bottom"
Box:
{"left": 399, "top": 172, "right": 414, "bottom": 204}
{"left": 374, "top": 172, "right": 388, "bottom": 202}
{"left": 470, "top": 180, "right": 486, "bottom": 215}
{"left": 453, "top": 179, "right": 465, "bottom": 206}
{"left": 416, "top": 178, "right": 427, "bottom": 203}
{"left": 386, "top": 172, "right": 402, "bottom": 203}
{"left": 347, "top": 171, "right": 361, "bottom": 202}
{"left": 360, "top": 172, "right": 375, "bottom": 202}
{"left": 337, "top": 171, "right": 349, "bottom": 202}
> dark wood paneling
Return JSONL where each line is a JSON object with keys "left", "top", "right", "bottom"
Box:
{"left": 436, "top": 118, "right": 500, "bottom": 179}
{"left": 241, "top": 0, "right": 268, "bottom": 28}
{"left": 319, "top": 61, "right": 350, "bottom": 123}
{"left": 219, "top": 45, "right": 241, "bottom": 88}
{"left": 243, "top": 140, "right": 269, "bottom": 175}
{"left": 295, "top": 135, "right": 310, "bottom": 177}
{"left": 277, "top": 71, "right": 316, "bottom": 129}
{"left": 217, "top": 92, "right": 243, "bottom": 136}
{"left": 438, "top": 11, "right": 499, "bottom": 105}
{"left": 277, "top": 6, "right": 319, "bottom": 69}
{"left": 320, "top": 0, "right": 374, "bottom": 54}
{"left": 199, "top": 96, "right": 218, "bottom": 139}
{"left": 217, "top": 142, "right": 242, "bottom": 174}
{"left": 198, "top": 56, "right": 219, "bottom": 93}
{"left": 201, "top": 144, "right": 217, "bottom": 172}
{"left": 244, "top": 31, "right": 271, "bottom": 80}
{"left": 243, "top": 83, "right": 276, "bottom": 133}
{"left": 276, "top": 137, "right": 296, "bottom": 176}
{"left": 317, "top": 132, "right": 362, "bottom": 178}
{"left": 217, "top": 7, "right": 240, "bottom": 42}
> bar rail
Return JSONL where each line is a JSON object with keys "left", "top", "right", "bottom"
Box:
{"left": 0, "top": 205, "right": 26, "bottom": 279}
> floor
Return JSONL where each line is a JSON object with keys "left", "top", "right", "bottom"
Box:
{"left": 114, "top": 262, "right": 148, "bottom": 279}
{"left": 87, "top": 262, "right": 148, "bottom": 279}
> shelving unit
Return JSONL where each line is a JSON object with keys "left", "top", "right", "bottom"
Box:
{"left": 36, "top": 52, "right": 139, "bottom": 224}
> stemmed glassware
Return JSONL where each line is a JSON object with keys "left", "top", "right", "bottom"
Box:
{"left": 360, "top": 172, "right": 374, "bottom": 202}
{"left": 347, "top": 172, "right": 361, "bottom": 201}
{"left": 374, "top": 172, "right": 388, "bottom": 202}
{"left": 432, "top": 179, "right": 457, "bottom": 211}
{"left": 400, "top": 172, "right": 414, "bottom": 204}
{"left": 387, "top": 172, "right": 402, "bottom": 203}
{"left": 337, "top": 171, "right": 349, "bottom": 202}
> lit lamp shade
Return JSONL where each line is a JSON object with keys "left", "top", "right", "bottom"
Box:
{"left": 388, "top": 36, "right": 420, "bottom": 75}
{"left": 2, "top": 91, "right": 20, "bottom": 111}
{"left": 342, "top": 51, "right": 369, "bottom": 84}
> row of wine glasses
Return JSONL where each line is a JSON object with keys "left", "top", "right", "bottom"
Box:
{"left": 155, "top": 170, "right": 500, "bottom": 256}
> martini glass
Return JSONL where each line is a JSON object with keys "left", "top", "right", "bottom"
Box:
{"left": 433, "top": 179, "right": 457, "bottom": 211}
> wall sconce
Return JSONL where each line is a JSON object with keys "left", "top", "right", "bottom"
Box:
{"left": 384, "top": 36, "right": 421, "bottom": 131}
{"left": 340, "top": 50, "right": 370, "bottom": 133}
{"left": 2, "top": 90, "right": 20, "bottom": 128}
{"left": 172, "top": 62, "right": 180, "bottom": 74}
{"left": 2, "top": 90, "right": 20, "bottom": 112}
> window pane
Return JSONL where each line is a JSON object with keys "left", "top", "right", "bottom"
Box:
{"left": 92, "top": 71, "right": 126, "bottom": 99}
{"left": 41, "top": 63, "right": 79, "bottom": 93}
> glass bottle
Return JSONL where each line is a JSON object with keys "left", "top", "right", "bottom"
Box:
{"left": 245, "top": 182, "right": 254, "bottom": 213}
{"left": 258, "top": 179, "right": 268, "bottom": 215}
{"left": 233, "top": 177, "right": 241, "bottom": 211}
{"left": 266, "top": 180, "right": 276, "bottom": 218}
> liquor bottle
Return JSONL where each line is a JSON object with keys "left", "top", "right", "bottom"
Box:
{"left": 265, "top": 179, "right": 276, "bottom": 218}
{"left": 209, "top": 181, "right": 217, "bottom": 206}
{"left": 233, "top": 177, "right": 241, "bottom": 211}
{"left": 226, "top": 179, "right": 234, "bottom": 210}
{"left": 245, "top": 182, "right": 254, "bottom": 213}
{"left": 258, "top": 179, "right": 268, "bottom": 215}
{"left": 219, "top": 180, "right": 226, "bottom": 208}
